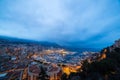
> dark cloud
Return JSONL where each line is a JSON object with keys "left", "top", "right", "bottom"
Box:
{"left": 0, "top": 0, "right": 120, "bottom": 48}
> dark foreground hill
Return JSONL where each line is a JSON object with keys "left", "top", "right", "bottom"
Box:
{"left": 61, "top": 39, "right": 120, "bottom": 80}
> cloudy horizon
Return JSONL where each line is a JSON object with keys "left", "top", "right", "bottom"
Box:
{"left": 0, "top": 0, "right": 120, "bottom": 48}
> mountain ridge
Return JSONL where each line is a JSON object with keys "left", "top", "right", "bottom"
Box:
{"left": 0, "top": 35, "right": 100, "bottom": 52}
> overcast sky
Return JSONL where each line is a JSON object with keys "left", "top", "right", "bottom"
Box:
{"left": 0, "top": 0, "right": 120, "bottom": 48}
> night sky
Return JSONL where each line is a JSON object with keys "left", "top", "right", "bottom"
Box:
{"left": 0, "top": 0, "right": 120, "bottom": 48}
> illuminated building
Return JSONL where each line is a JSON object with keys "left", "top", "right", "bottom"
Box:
{"left": 47, "top": 64, "right": 62, "bottom": 80}
{"left": 62, "top": 64, "right": 81, "bottom": 76}
{"left": 28, "top": 64, "right": 40, "bottom": 80}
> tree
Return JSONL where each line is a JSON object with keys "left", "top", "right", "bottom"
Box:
{"left": 61, "top": 73, "right": 68, "bottom": 80}
{"left": 38, "top": 66, "right": 49, "bottom": 80}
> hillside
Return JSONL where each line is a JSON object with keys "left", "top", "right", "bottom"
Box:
{"left": 61, "top": 39, "right": 120, "bottom": 80}
{"left": 82, "top": 39, "right": 120, "bottom": 80}
{"left": 0, "top": 36, "right": 99, "bottom": 52}
{"left": 0, "top": 36, "right": 61, "bottom": 48}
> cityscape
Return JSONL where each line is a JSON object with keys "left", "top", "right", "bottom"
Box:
{"left": 0, "top": 0, "right": 120, "bottom": 80}
{"left": 0, "top": 37, "right": 107, "bottom": 80}
{"left": 1, "top": 37, "right": 120, "bottom": 80}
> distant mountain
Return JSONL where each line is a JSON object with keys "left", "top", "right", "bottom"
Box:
{"left": 0, "top": 35, "right": 61, "bottom": 48}
{"left": 63, "top": 46, "right": 100, "bottom": 52}
{"left": 0, "top": 35, "right": 100, "bottom": 52}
